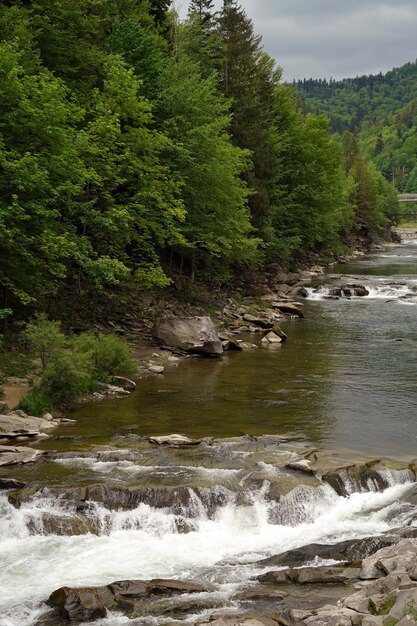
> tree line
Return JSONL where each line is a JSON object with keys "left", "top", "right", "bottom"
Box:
{"left": 0, "top": 0, "right": 398, "bottom": 323}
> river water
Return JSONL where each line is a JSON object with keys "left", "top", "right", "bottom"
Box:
{"left": 1, "top": 240, "right": 417, "bottom": 625}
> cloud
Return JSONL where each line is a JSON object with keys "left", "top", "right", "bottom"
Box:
{"left": 174, "top": 0, "right": 417, "bottom": 80}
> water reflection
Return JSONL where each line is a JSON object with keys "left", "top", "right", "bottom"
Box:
{"left": 41, "top": 240, "right": 417, "bottom": 457}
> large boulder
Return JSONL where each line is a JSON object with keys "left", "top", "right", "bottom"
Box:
{"left": 47, "top": 586, "right": 113, "bottom": 621}
{"left": 152, "top": 316, "right": 223, "bottom": 356}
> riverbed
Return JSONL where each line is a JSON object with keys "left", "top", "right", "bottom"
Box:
{"left": 1, "top": 240, "right": 417, "bottom": 625}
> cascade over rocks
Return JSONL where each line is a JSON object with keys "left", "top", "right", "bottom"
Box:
{"left": 321, "top": 462, "right": 395, "bottom": 496}
{"left": 8, "top": 481, "right": 230, "bottom": 519}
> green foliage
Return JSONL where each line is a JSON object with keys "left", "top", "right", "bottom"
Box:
{"left": 24, "top": 313, "right": 66, "bottom": 368}
{"left": 295, "top": 60, "right": 417, "bottom": 195}
{"left": 0, "top": 0, "right": 397, "bottom": 320}
{"left": 295, "top": 61, "right": 417, "bottom": 134}
{"left": 343, "top": 133, "right": 399, "bottom": 238}
{"left": 18, "top": 386, "right": 53, "bottom": 416}
{"left": 72, "top": 332, "right": 137, "bottom": 382}
{"left": 156, "top": 52, "right": 258, "bottom": 275}
{"left": 377, "top": 594, "right": 396, "bottom": 616}
{"left": 20, "top": 315, "right": 136, "bottom": 413}
{"left": 41, "top": 351, "right": 95, "bottom": 406}
{"left": 405, "top": 597, "right": 417, "bottom": 621}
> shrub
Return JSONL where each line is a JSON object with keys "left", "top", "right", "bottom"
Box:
{"left": 72, "top": 333, "right": 137, "bottom": 381}
{"left": 41, "top": 352, "right": 95, "bottom": 406}
{"left": 19, "top": 386, "right": 53, "bottom": 416}
{"left": 24, "top": 313, "right": 66, "bottom": 367}
{"left": 19, "top": 321, "right": 136, "bottom": 411}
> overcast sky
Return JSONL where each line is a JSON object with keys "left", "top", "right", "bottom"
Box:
{"left": 173, "top": 0, "right": 417, "bottom": 81}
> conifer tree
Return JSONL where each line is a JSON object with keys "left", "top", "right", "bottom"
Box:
{"left": 217, "top": 0, "right": 278, "bottom": 234}
{"left": 184, "top": 0, "right": 222, "bottom": 78}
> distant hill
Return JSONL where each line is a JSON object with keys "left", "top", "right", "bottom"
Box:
{"left": 295, "top": 60, "right": 417, "bottom": 134}
{"left": 360, "top": 98, "right": 417, "bottom": 192}
{"left": 294, "top": 60, "right": 417, "bottom": 192}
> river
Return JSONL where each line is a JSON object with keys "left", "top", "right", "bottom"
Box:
{"left": 1, "top": 239, "right": 417, "bottom": 625}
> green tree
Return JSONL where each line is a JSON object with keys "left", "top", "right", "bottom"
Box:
{"left": 156, "top": 54, "right": 258, "bottom": 279}
{"left": 0, "top": 42, "right": 84, "bottom": 309}
{"left": 217, "top": 1, "right": 279, "bottom": 234}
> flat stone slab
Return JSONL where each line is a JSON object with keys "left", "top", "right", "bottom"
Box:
{"left": 0, "top": 445, "right": 46, "bottom": 466}
{"left": 0, "top": 412, "right": 58, "bottom": 436}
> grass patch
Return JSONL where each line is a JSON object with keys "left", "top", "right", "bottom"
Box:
{"left": 377, "top": 594, "right": 396, "bottom": 616}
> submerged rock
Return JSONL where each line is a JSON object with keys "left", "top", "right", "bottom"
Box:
{"left": 152, "top": 316, "right": 223, "bottom": 356}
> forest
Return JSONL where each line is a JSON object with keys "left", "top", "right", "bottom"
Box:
{"left": 0, "top": 0, "right": 399, "bottom": 326}
{"left": 296, "top": 61, "right": 417, "bottom": 192}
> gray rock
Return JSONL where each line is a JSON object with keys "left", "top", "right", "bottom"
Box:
{"left": 262, "top": 331, "right": 283, "bottom": 344}
{"left": 272, "top": 302, "right": 304, "bottom": 318}
{"left": 218, "top": 334, "right": 243, "bottom": 351}
{"left": 0, "top": 401, "right": 10, "bottom": 415}
{"left": 152, "top": 316, "right": 223, "bottom": 356}
{"left": 0, "top": 477, "right": 26, "bottom": 490}
{"left": 198, "top": 616, "right": 282, "bottom": 626}
{"left": 259, "top": 563, "right": 361, "bottom": 585}
{"left": 47, "top": 578, "right": 210, "bottom": 622}
{"left": 0, "top": 412, "right": 58, "bottom": 438}
{"left": 285, "top": 460, "right": 315, "bottom": 475}
{"left": 385, "top": 588, "right": 417, "bottom": 621}
{"left": 47, "top": 586, "right": 113, "bottom": 621}
{"left": 148, "top": 365, "right": 165, "bottom": 374}
{"left": 112, "top": 376, "right": 136, "bottom": 390}
{"left": 148, "top": 434, "right": 202, "bottom": 447}
{"left": 243, "top": 314, "right": 274, "bottom": 329}
{"left": 96, "top": 383, "right": 130, "bottom": 397}
{"left": 272, "top": 325, "right": 288, "bottom": 341}
{"left": 396, "top": 618, "right": 417, "bottom": 626}
{"left": 258, "top": 536, "right": 396, "bottom": 569}
{"left": 0, "top": 445, "right": 45, "bottom": 466}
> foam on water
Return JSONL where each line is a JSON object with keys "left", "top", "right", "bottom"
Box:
{"left": 306, "top": 282, "right": 417, "bottom": 302}
{"left": 0, "top": 475, "right": 415, "bottom": 624}
{"left": 55, "top": 456, "right": 243, "bottom": 482}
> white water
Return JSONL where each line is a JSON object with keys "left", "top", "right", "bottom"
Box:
{"left": 0, "top": 471, "right": 415, "bottom": 625}
{"left": 306, "top": 281, "right": 417, "bottom": 302}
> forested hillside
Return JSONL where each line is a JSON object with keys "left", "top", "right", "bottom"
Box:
{"left": 0, "top": 0, "right": 398, "bottom": 325}
{"left": 360, "top": 99, "right": 417, "bottom": 192}
{"left": 295, "top": 61, "right": 417, "bottom": 192}
{"left": 295, "top": 61, "right": 417, "bottom": 133}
